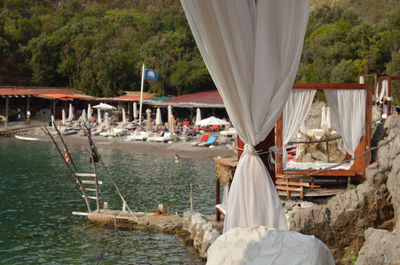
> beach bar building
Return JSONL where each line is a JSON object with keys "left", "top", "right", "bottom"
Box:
{"left": 0, "top": 86, "right": 94, "bottom": 125}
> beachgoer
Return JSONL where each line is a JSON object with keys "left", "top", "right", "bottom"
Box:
{"left": 174, "top": 154, "right": 181, "bottom": 163}
{"left": 26, "top": 110, "right": 31, "bottom": 125}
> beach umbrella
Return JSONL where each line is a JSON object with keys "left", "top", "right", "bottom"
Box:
{"left": 81, "top": 109, "right": 87, "bottom": 122}
{"left": 97, "top": 108, "right": 102, "bottom": 124}
{"left": 67, "top": 103, "right": 73, "bottom": 121}
{"left": 156, "top": 108, "right": 162, "bottom": 125}
{"left": 320, "top": 106, "right": 326, "bottom": 129}
{"left": 105, "top": 112, "right": 110, "bottom": 129}
{"left": 326, "top": 107, "right": 332, "bottom": 130}
{"left": 62, "top": 109, "right": 66, "bottom": 125}
{"left": 51, "top": 115, "right": 55, "bottom": 129}
{"left": 196, "top": 116, "right": 229, "bottom": 127}
{"left": 93, "top": 103, "right": 117, "bottom": 111}
{"left": 196, "top": 108, "right": 202, "bottom": 125}
{"left": 87, "top": 104, "right": 92, "bottom": 120}
{"left": 133, "top": 102, "right": 138, "bottom": 119}
{"left": 146, "top": 109, "right": 152, "bottom": 131}
{"left": 168, "top": 105, "right": 174, "bottom": 132}
{"left": 122, "top": 108, "right": 127, "bottom": 123}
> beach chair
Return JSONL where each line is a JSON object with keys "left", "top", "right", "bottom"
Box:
{"left": 198, "top": 136, "right": 218, "bottom": 147}
{"left": 92, "top": 123, "right": 105, "bottom": 136}
{"left": 204, "top": 125, "right": 220, "bottom": 131}
{"left": 191, "top": 134, "right": 209, "bottom": 146}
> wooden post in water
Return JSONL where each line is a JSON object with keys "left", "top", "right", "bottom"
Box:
{"left": 190, "top": 183, "right": 193, "bottom": 214}
{"left": 216, "top": 178, "right": 221, "bottom": 221}
{"left": 92, "top": 158, "right": 100, "bottom": 212}
{"left": 5, "top": 96, "right": 9, "bottom": 128}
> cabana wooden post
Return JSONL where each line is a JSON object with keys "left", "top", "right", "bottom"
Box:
{"left": 275, "top": 83, "right": 373, "bottom": 198}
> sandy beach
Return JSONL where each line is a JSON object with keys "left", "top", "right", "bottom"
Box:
{"left": 9, "top": 124, "right": 236, "bottom": 160}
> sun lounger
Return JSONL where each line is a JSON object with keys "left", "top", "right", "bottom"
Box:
{"left": 155, "top": 132, "right": 175, "bottom": 143}
{"left": 92, "top": 123, "right": 106, "bottom": 136}
{"left": 204, "top": 125, "right": 220, "bottom": 131}
{"left": 127, "top": 131, "right": 149, "bottom": 141}
{"left": 198, "top": 136, "right": 218, "bottom": 147}
{"left": 191, "top": 134, "right": 209, "bottom": 146}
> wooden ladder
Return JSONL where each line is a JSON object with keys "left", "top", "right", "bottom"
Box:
{"left": 75, "top": 172, "right": 102, "bottom": 212}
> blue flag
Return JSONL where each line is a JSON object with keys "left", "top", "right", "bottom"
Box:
{"left": 144, "top": 68, "right": 159, "bottom": 81}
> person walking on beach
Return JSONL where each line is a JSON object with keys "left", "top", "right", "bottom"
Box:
{"left": 26, "top": 110, "right": 31, "bottom": 126}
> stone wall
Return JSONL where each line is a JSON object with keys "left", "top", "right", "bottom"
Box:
{"left": 288, "top": 115, "right": 400, "bottom": 264}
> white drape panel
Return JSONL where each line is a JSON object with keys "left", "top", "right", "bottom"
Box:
{"left": 282, "top": 89, "right": 316, "bottom": 166}
{"left": 181, "top": 0, "right": 310, "bottom": 232}
{"left": 379, "top": 80, "right": 388, "bottom": 104}
{"left": 325, "top": 90, "right": 366, "bottom": 156}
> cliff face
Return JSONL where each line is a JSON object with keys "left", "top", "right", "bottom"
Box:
{"left": 288, "top": 115, "right": 400, "bottom": 264}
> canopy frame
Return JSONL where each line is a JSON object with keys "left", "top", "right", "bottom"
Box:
{"left": 274, "top": 83, "right": 372, "bottom": 198}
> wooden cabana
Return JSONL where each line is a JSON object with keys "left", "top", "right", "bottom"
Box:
{"left": 274, "top": 83, "right": 372, "bottom": 198}
{"left": 359, "top": 73, "right": 400, "bottom": 117}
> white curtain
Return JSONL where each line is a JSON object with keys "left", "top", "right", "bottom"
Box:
{"left": 379, "top": 80, "right": 388, "bottom": 104}
{"left": 325, "top": 90, "right": 366, "bottom": 156}
{"left": 282, "top": 89, "right": 316, "bottom": 166}
{"left": 181, "top": 0, "right": 310, "bottom": 232}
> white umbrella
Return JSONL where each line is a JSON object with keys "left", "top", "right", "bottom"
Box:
{"left": 122, "top": 108, "right": 127, "bottom": 123}
{"left": 62, "top": 109, "right": 66, "bottom": 125}
{"left": 320, "top": 106, "right": 326, "bottom": 129}
{"left": 97, "top": 108, "right": 102, "bottom": 123}
{"left": 168, "top": 105, "right": 173, "bottom": 132}
{"left": 80, "top": 109, "right": 87, "bottom": 122}
{"left": 146, "top": 109, "right": 152, "bottom": 131}
{"left": 105, "top": 112, "right": 110, "bottom": 129}
{"left": 196, "top": 108, "right": 202, "bottom": 125}
{"left": 326, "top": 107, "right": 331, "bottom": 130}
{"left": 196, "top": 116, "right": 229, "bottom": 127}
{"left": 87, "top": 104, "right": 92, "bottom": 120}
{"left": 133, "top": 102, "right": 138, "bottom": 119}
{"left": 51, "top": 115, "right": 55, "bottom": 129}
{"left": 67, "top": 104, "right": 73, "bottom": 121}
{"left": 156, "top": 108, "right": 162, "bottom": 126}
{"left": 93, "top": 103, "right": 117, "bottom": 110}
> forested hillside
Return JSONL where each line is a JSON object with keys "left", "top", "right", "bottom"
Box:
{"left": 1, "top": 0, "right": 400, "bottom": 99}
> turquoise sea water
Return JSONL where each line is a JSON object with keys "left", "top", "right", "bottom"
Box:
{"left": 0, "top": 138, "right": 216, "bottom": 264}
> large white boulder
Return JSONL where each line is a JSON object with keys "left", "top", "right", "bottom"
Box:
{"left": 207, "top": 226, "right": 334, "bottom": 265}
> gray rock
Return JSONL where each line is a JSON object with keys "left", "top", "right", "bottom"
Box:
{"left": 355, "top": 228, "right": 400, "bottom": 265}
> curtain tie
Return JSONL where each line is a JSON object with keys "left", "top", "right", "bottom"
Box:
{"left": 243, "top": 144, "right": 257, "bottom": 156}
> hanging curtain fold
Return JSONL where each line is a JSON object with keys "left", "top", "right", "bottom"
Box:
{"left": 181, "top": 0, "right": 310, "bottom": 232}
{"left": 325, "top": 90, "right": 366, "bottom": 156}
{"left": 282, "top": 89, "right": 316, "bottom": 167}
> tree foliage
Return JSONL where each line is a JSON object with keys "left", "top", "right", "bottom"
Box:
{"left": 0, "top": 1, "right": 400, "bottom": 99}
